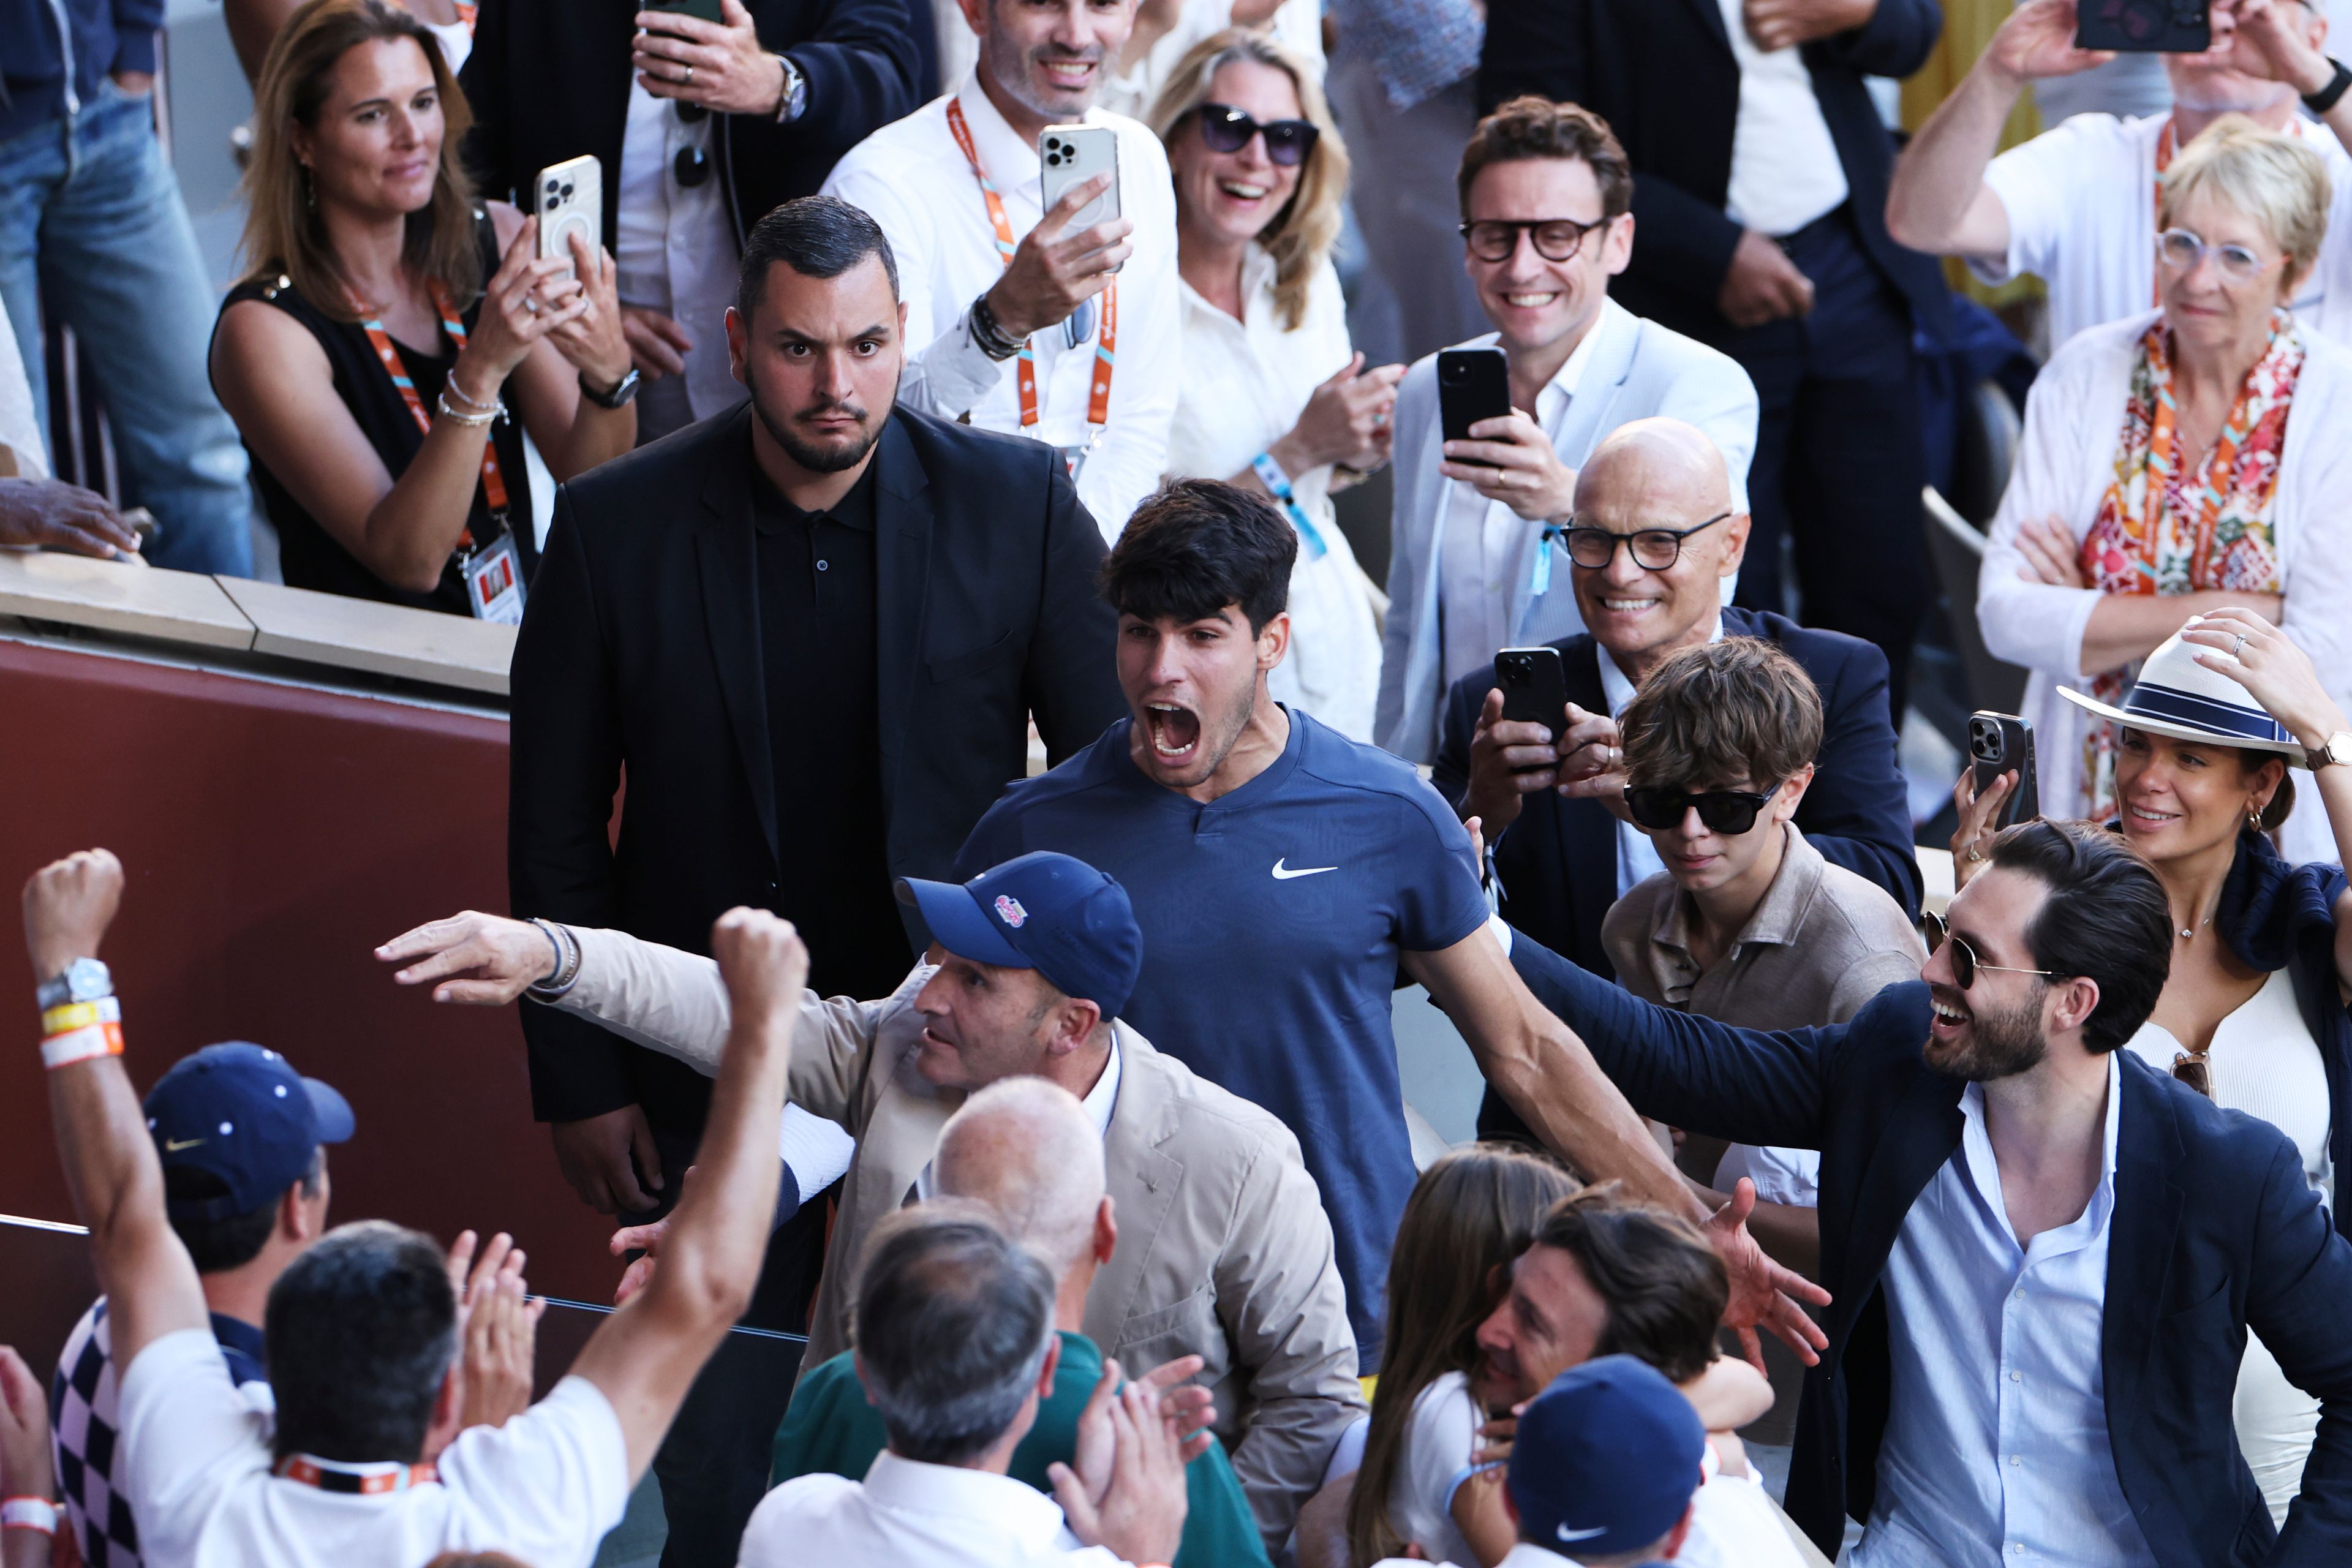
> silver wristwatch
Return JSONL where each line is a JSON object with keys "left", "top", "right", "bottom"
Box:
{"left": 37, "top": 956, "right": 113, "bottom": 1012}
{"left": 773, "top": 53, "right": 807, "bottom": 123}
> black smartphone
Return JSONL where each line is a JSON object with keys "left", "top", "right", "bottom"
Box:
{"left": 1496, "top": 647, "right": 1568, "bottom": 772}
{"left": 1438, "top": 348, "right": 1512, "bottom": 468}
{"left": 644, "top": 0, "right": 725, "bottom": 23}
{"left": 1969, "top": 712, "right": 2041, "bottom": 830}
{"left": 2077, "top": 0, "right": 2209, "bottom": 54}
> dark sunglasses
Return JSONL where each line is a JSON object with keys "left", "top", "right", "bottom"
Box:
{"left": 2172, "top": 1049, "right": 2212, "bottom": 1098}
{"left": 1194, "top": 103, "right": 1319, "bottom": 167}
{"left": 1559, "top": 511, "right": 1733, "bottom": 571}
{"left": 1459, "top": 215, "right": 1613, "bottom": 264}
{"left": 1623, "top": 785, "right": 1777, "bottom": 836}
{"left": 1921, "top": 912, "right": 2056, "bottom": 990}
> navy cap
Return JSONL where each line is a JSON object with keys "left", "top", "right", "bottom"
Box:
{"left": 897, "top": 852, "right": 1144, "bottom": 1020}
{"left": 143, "top": 1043, "right": 355, "bottom": 1223}
{"left": 1507, "top": 1356, "right": 1705, "bottom": 1559}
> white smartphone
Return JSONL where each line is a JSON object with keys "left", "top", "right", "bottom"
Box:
{"left": 1039, "top": 124, "right": 1121, "bottom": 233}
{"left": 533, "top": 155, "right": 602, "bottom": 284}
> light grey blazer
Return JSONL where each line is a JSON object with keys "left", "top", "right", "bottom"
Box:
{"left": 1373, "top": 298, "right": 1760, "bottom": 763}
{"left": 543, "top": 928, "right": 1364, "bottom": 1548}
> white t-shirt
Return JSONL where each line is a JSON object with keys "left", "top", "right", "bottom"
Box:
{"left": 1391, "top": 1371, "right": 1485, "bottom": 1568}
{"left": 1979, "top": 111, "right": 2352, "bottom": 352}
{"left": 1714, "top": 0, "right": 1848, "bottom": 236}
{"left": 1679, "top": 1461, "right": 1808, "bottom": 1568}
{"left": 118, "top": 1329, "right": 630, "bottom": 1568}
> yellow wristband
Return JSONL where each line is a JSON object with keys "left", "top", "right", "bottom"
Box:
{"left": 41, "top": 997, "right": 119, "bottom": 1036}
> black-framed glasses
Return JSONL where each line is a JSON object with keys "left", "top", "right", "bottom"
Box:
{"left": 1624, "top": 785, "right": 1778, "bottom": 836}
{"left": 1459, "top": 216, "right": 1613, "bottom": 263}
{"left": 1921, "top": 913, "right": 2056, "bottom": 989}
{"left": 1193, "top": 103, "right": 1319, "bottom": 167}
{"left": 1557, "top": 511, "right": 1732, "bottom": 571}
{"left": 2154, "top": 227, "right": 2285, "bottom": 286}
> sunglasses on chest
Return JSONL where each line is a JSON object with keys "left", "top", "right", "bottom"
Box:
{"left": 1192, "top": 103, "right": 1319, "bottom": 166}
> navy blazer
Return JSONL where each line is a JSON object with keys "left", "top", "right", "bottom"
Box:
{"left": 1510, "top": 933, "right": 2352, "bottom": 1567}
{"left": 1476, "top": 0, "right": 1950, "bottom": 349}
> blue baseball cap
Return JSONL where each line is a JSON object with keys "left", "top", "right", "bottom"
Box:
{"left": 896, "top": 852, "right": 1144, "bottom": 1020}
{"left": 1507, "top": 1356, "right": 1705, "bottom": 1559}
{"left": 143, "top": 1043, "right": 355, "bottom": 1223}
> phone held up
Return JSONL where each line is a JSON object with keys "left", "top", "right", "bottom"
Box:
{"left": 533, "top": 156, "right": 601, "bottom": 284}
{"left": 1496, "top": 647, "right": 1569, "bottom": 773}
{"left": 642, "top": 0, "right": 725, "bottom": 23}
{"left": 2076, "top": 0, "right": 2209, "bottom": 53}
{"left": 1969, "top": 711, "right": 2041, "bottom": 831}
{"left": 1041, "top": 124, "right": 1122, "bottom": 233}
{"left": 1438, "top": 348, "right": 1512, "bottom": 468}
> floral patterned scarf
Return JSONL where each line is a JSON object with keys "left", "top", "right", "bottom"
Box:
{"left": 2075, "top": 309, "right": 2297, "bottom": 818}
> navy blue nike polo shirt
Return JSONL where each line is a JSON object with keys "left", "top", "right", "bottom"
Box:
{"left": 956, "top": 707, "right": 1490, "bottom": 1349}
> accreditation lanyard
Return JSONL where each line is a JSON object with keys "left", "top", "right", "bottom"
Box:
{"left": 454, "top": 1, "right": 476, "bottom": 31}
{"left": 356, "top": 279, "right": 513, "bottom": 554}
{"left": 276, "top": 1455, "right": 437, "bottom": 1495}
{"left": 944, "top": 97, "right": 1116, "bottom": 474}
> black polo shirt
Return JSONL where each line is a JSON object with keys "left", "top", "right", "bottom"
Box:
{"left": 751, "top": 454, "right": 910, "bottom": 1000}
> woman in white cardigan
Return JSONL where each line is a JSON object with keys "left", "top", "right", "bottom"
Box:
{"left": 1982, "top": 115, "right": 2352, "bottom": 866}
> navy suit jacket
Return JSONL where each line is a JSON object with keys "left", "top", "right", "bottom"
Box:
{"left": 1510, "top": 934, "right": 2352, "bottom": 1566}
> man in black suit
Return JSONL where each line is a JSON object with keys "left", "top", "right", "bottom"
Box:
{"left": 1507, "top": 818, "right": 2352, "bottom": 1565}
{"left": 1433, "top": 419, "right": 1915, "bottom": 1140}
{"left": 462, "top": 0, "right": 921, "bottom": 439}
{"left": 507, "top": 195, "right": 1123, "bottom": 1563}
{"left": 1479, "top": 0, "right": 1948, "bottom": 720}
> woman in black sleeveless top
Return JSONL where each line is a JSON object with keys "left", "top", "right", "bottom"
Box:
{"left": 209, "top": 0, "right": 635, "bottom": 618}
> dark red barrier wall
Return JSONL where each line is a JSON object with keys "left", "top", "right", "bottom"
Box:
{"left": 0, "top": 637, "right": 617, "bottom": 1332}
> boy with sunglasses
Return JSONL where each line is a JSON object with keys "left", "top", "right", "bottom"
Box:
{"left": 1604, "top": 637, "right": 1924, "bottom": 1488}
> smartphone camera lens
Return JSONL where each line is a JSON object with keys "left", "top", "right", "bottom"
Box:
{"left": 1501, "top": 663, "right": 1526, "bottom": 688}
{"left": 545, "top": 195, "right": 559, "bottom": 211}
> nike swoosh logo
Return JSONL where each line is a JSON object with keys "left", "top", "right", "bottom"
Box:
{"left": 162, "top": 1137, "right": 206, "bottom": 1152}
{"left": 1270, "top": 859, "right": 1338, "bottom": 880}
{"left": 1556, "top": 1524, "right": 1609, "bottom": 1543}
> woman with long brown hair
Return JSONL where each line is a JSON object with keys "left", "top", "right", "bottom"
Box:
{"left": 210, "top": 0, "right": 635, "bottom": 618}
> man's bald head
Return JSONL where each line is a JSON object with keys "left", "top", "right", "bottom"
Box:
{"left": 933, "top": 1079, "right": 1108, "bottom": 1278}
{"left": 1567, "top": 418, "right": 1748, "bottom": 673}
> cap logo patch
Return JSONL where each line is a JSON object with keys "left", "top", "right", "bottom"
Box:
{"left": 994, "top": 895, "right": 1029, "bottom": 928}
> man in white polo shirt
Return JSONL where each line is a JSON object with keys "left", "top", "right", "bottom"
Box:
{"left": 821, "top": 0, "right": 1180, "bottom": 541}
{"left": 21, "top": 847, "right": 809, "bottom": 1568}
{"left": 1889, "top": 0, "right": 2352, "bottom": 350}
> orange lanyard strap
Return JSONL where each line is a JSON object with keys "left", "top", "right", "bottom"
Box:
{"left": 2151, "top": 119, "right": 2178, "bottom": 307}
{"left": 454, "top": 2, "right": 477, "bottom": 32}
{"left": 943, "top": 97, "right": 1115, "bottom": 438}
{"left": 356, "top": 278, "right": 510, "bottom": 551}
{"left": 276, "top": 1455, "right": 437, "bottom": 1495}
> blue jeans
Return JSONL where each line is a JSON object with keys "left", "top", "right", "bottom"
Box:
{"left": 0, "top": 79, "right": 252, "bottom": 575}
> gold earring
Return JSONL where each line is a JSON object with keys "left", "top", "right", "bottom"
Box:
{"left": 2249, "top": 805, "right": 2265, "bottom": 834}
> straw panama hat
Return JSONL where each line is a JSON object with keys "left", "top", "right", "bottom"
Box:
{"left": 2057, "top": 630, "right": 2308, "bottom": 767}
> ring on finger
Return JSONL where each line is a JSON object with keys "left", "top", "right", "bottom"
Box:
{"left": 683, "top": 64, "right": 695, "bottom": 86}
{"left": 2232, "top": 633, "right": 2249, "bottom": 660}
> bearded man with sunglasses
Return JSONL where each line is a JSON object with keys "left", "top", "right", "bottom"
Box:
{"left": 1431, "top": 417, "right": 1918, "bottom": 1145}
{"left": 1504, "top": 816, "right": 2352, "bottom": 1566}
{"left": 1376, "top": 97, "right": 1759, "bottom": 765}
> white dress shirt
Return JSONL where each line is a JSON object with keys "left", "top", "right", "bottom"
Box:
{"left": 1715, "top": 0, "right": 1848, "bottom": 237}
{"left": 615, "top": 78, "right": 748, "bottom": 423}
{"left": 821, "top": 81, "right": 1183, "bottom": 540}
{"left": 1980, "top": 113, "right": 2352, "bottom": 352}
{"left": 1436, "top": 323, "right": 1603, "bottom": 691}
{"left": 1853, "top": 1052, "right": 2157, "bottom": 1567}
{"left": 1595, "top": 617, "right": 1725, "bottom": 896}
{"left": 1170, "top": 246, "right": 1382, "bottom": 740}
{"left": 740, "top": 1450, "right": 1125, "bottom": 1568}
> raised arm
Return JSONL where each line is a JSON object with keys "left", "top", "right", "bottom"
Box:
{"left": 567, "top": 908, "right": 807, "bottom": 1482}
{"left": 22, "top": 851, "right": 209, "bottom": 1371}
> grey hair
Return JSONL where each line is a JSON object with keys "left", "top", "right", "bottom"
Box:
{"left": 935, "top": 1078, "right": 1107, "bottom": 1275}
{"left": 853, "top": 1207, "right": 1057, "bottom": 1464}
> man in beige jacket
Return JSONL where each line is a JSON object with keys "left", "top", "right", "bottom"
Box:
{"left": 379, "top": 850, "right": 1364, "bottom": 1550}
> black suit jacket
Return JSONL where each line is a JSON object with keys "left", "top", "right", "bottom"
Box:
{"left": 1512, "top": 937, "right": 2352, "bottom": 1566}
{"left": 1478, "top": 0, "right": 1949, "bottom": 346}
{"left": 1433, "top": 607, "right": 1921, "bottom": 986}
{"left": 508, "top": 404, "right": 1125, "bottom": 1131}
{"left": 460, "top": 0, "right": 921, "bottom": 254}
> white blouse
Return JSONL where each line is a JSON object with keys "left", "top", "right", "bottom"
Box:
{"left": 1979, "top": 310, "right": 2352, "bottom": 868}
{"left": 1169, "top": 246, "right": 1382, "bottom": 740}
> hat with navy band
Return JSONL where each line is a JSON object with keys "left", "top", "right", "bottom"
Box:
{"left": 896, "top": 852, "right": 1144, "bottom": 1020}
{"left": 2058, "top": 631, "right": 2307, "bottom": 765}
{"left": 144, "top": 1043, "right": 355, "bottom": 1223}
{"left": 1505, "top": 1355, "right": 1705, "bottom": 1559}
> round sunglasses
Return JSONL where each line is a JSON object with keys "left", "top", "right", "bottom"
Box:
{"left": 1623, "top": 784, "right": 1777, "bottom": 837}
{"left": 1193, "top": 103, "right": 1319, "bottom": 167}
{"left": 1920, "top": 911, "right": 2057, "bottom": 990}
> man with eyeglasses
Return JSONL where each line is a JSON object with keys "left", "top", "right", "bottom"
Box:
{"left": 1502, "top": 815, "right": 2352, "bottom": 1564}
{"left": 1890, "top": 0, "right": 2352, "bottom": 356}
{"left": 1431, "top": 417, "right": 1918, "bottom": 1144}
{"left": 821, "top": 0, "right": 1183, "bottom": 540}
{"left": 461, "top": 0, "right": 923, "bottom": 443}
{"left": 1375, "top": 97, "right": 1760, "bottom": 764}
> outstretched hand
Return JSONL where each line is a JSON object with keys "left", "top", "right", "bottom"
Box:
{"left": 1705, "top": 1177, "right": 1831, "bottom": 1370}
{"left": 377, "top": 910, "right": 555, "bottom": 1004}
